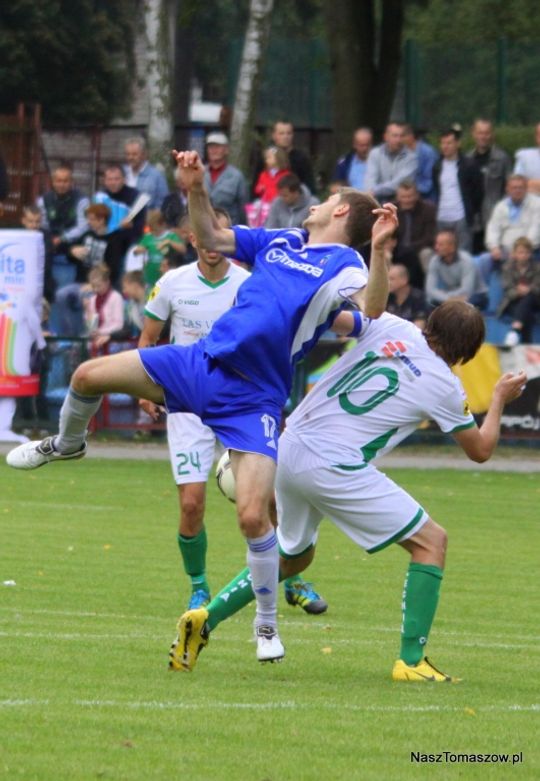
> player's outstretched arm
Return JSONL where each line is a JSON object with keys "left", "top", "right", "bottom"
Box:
{"left": 453, "top": 371, "right": 527, "bottom": 462}
{"left": 352, "top": 203, "right": 397, "bottom": 318}
{"left": 172, "top": 150, "right": 236, "bottom": 255}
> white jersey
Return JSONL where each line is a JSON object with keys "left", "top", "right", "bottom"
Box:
{"left": 144, "top": 260, "right": 250, "bottom": 345}
{"left": 286, "top": 312, "right": 475, "bottom": 469}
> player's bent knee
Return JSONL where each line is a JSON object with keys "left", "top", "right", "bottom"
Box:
{"left": 237, "top": 508, "right": 270, "bottom": 539}
{"left": 71, "top": 360, "right": 100, "bottom": 395}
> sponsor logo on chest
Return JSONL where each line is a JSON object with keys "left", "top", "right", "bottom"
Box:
{"left": 264, "top": 246, "right": 323, "bottom": 278}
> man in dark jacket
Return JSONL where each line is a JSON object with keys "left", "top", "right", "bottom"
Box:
{"left": 432, "top": 128, "right": 483, "bottom": 252}
{"left": 394, "top": 180, "right": 437, "bottom": 286}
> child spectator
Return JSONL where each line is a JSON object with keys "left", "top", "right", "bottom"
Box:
{"left": 247, "top": 147, "right": 291, "bottom": 227}
{"left": 499, "top": 237, "right": 540, "bottom": 346}
{"left": 120, "top": 270, "right": 147, "bottom": 337}
{"left": 21, "top": 204, "right": 55, "bottom": 304}
{"left": 133, "top": 209, "right": 186, "bottom": 288}
{"left": 83, "top": 265, "right": 124, "bottom": 350}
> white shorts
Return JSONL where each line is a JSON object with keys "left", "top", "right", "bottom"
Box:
{"left": 167, "top": 412, "right": 218, "bottom": 485}
{"left": 275, "top": 431, "right": 428, "bottom": 556}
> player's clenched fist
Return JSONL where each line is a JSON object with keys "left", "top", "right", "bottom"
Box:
{"left": 171, "top": 150, "right": 204, "bottom": 190}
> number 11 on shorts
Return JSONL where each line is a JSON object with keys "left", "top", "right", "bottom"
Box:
{"left": 260, "top": 414, "right": 277, "bottom": 450}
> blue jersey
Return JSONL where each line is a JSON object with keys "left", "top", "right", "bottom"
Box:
{"left": 202, "top": 226, "right": 368, "bottom": 405}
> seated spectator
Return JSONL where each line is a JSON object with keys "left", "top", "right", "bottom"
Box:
{"left": 265, "top": 173, "right": 319, "bottom": 229}
{"left": 83, "top": 265, "right": 125, "bottom": 350}
{"left": 364, "top": 122, "right": 417, "bottom": 200}
{"left": 332, "top": 128, "right": 373, "bottom": 191}
{"left": 124, "top": 136, "right": 169, "bottom": 209}
{"left": 161, "top": 165, "right": 187, "bottom": 229}
{"left": 425, "top": 230, "right": 488, "bottom": 309}
{"left": 386, "top": 263, "right": 432, "bottom": 330}
{"left": 176, "top": 215, "right": 198, "bottom": 264}
{"left": 94, "top": 164, "right": 147, "bottom": 286}
{"left": 37, "top": 162, "right": 89, "bottom": 289}
{"left": 120, "top": 270, "right": 147, "bottom": 338}
{"left": 54, "top": 203, "right": 112, "bottom": 337}
{"left": 514, "top": 122, "right": 540, "bottom": 195}
{"left": 21, "top": 204, "right": 55, "bottom": 304}
{"left": 402, "top": 125, "right": 438, "bottom": 201}
{"left": 498, "top": 237, "right": 540, "bottom": 346}
{"left": 394, "top": 180, "right": 437, "bottom": 286}
{"left": 478, "top": 175, "right": 540, "bottom": 283}
{"left": 133, "top": 209, "right": 186, "bottom": 289}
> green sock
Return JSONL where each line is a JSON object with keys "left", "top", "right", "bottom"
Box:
{"left": 178, "top": 529, "right": 209, "bottom": 593}
{"left": 400, "top": 562, "right": 444, "bottom": 665}
{"left": 206, "top": 567, "right": 255, "bottom": 631}
{"left": 284, "top": 573, "right": 303, "bottom": 588}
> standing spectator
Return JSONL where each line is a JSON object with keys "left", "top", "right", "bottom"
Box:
{"left": 498, "top": 238, "right": 540, "bottom": 346}
{"left": 83, "top": 265, "right": 125, "bottom": 350}
{"left": 467, "top": 118, "right": 512, "bottom": 253}
{"left": 332, "top": 128, "right": 373, "bottom": 191}
{"left": 271, "top": 120, "right": 316, "bottom": 193}
{"left": 203, "top": 132, "right": 248, "bottom": 225}
{"left": 247, "top": 146, "right": 291, "bottom": 227}
{"left": 364, "top": 122, "right": 418, "bottom": 200}
{"left": 94, "top": 164, "right": 146, "bottom": 286}
{"left": 514, "top": 122, "right": 540, "bottom": 195}
{"left": 386, "top": 263, "right": 431, "bottom": 330}
{"left": 402, "top": 125, "right": 438, "bottom": 201}
{"left": 124, "top": 137, "right": 169, "bottom": 209}
{"left": 425, "top": 230, "right": 487, "bottom": 309}
{"left": 394, "top": 180, "right": 437, "bottom": 285}
{"left": 432, "top": 128, "right": 483, "bottom": 252}
{"left": 37, "top": 162, "right": 89, "bottom": 289}
{"left": 478, "top": 175, "right": 540, "bottom": 284}
{"left": 264, "top": 174, "right": 319, "bottom": 229}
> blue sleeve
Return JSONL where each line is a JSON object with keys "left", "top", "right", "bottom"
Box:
{"left": 232, "top": 225, "right": 292, "bottom": 267}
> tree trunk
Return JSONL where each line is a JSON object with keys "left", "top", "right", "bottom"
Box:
{"left": 229, "top": 0, "right": 274, "bottom": 175}
{"left": 324, "top": 0, "right": 405, "bottom": 157}
{"left": 145, "top": 0, "right": 178, "bottom": 167}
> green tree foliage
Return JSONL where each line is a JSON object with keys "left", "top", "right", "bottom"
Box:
{"left": 0, "top": 0, "right": 135, "bottom": 124}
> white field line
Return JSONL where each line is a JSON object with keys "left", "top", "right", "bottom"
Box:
{"left": 0, "top": 607, "right": 538, "bottom": 643}
{"left": 0, "top": 698, "right": 538, "bottom": 713}
{"left": 0, "top": 629, "right": 538, "bottom": 652}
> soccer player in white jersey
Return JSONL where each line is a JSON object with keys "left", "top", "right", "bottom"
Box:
{"left": 7, "top": 149, "right": 396, "bottom": 668}
{"left": 138, "top": 210, "right": 327, "bottom": 614}
{"left": 175, "top": 301, "right": 526, "bottom": 680}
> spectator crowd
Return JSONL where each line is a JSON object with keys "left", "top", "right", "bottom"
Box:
{"left": 12, "top": 119, "right": 540, "bottom": 396}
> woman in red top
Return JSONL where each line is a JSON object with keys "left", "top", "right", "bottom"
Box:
{"left": 254, "top": 146, "right": 291, "bottom": 203}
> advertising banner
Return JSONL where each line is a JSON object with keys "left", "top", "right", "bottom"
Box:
{"left": 0, "top": 230, "right": 44, "bottom": 396}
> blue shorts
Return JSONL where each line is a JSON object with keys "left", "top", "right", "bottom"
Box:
{"left": 139, "top": 342, "right": 281, "bottom": 460}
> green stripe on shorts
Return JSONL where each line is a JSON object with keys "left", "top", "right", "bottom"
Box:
{"left": 367, "top": 507, "right": 425, "bottom": 554}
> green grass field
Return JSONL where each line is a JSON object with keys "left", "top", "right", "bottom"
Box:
{"left": 1, "top": 458, "right": 539, "bottom": 780}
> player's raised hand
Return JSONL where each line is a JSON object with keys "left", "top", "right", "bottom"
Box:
{"left": 493, "top": 370, "right": 527, "bottom": 404}
{"left": 171, "top": 150, "right": 205, "bottom": 190}
{"left": 371, "top": 202, "right": 398, "bottom": 250}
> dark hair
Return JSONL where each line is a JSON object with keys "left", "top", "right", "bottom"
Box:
{"left": 424, "top": 301, "right": 485, "bottom": 365}
{"left": 277, "top": 173, "right": 301, "bottom": 192}
{"left": 213, "top": 207, "right": 232, "bottom": 226}
{"left": 104, "top": 163, "right": 124, "bottom": 176}
{"left": 54, "top": 161, "right": 73, "bottom": 173}
{"left": 397, "top": 179, "right": 417, "bottom": 192}
{"left": 338, "top": 187, "right": 380, "bottom": 249}
{"left": 440, "top": 127, "right": 461, "bottom": 141}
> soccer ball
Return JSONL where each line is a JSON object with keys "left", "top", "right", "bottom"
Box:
{"left": 216, "top": 451, "right": 236, "bottom": 503}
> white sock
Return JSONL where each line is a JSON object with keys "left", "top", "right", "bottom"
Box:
{"left": 53, "top": 388, "right": 103, "bottom": 454}
{"left": 246, "top": 528, "right": 279, "bottom": 628}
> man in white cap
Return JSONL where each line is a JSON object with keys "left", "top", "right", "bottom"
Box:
{"left": 203, "top": 132, "right": 249, "bottom": 224}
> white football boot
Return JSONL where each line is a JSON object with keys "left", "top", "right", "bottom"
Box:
{"left": 255, "top": 625, "right": 285, "bottom": 663}
{"left": 6, "top": 436, "right": 87, "bottom": 470}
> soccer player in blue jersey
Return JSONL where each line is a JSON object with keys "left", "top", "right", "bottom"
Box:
{"left": 7, "top": 149, "right": 398, "bottom": 666}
